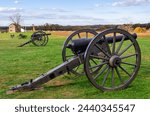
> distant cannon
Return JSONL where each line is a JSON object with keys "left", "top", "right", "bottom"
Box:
{"left": 10, "top": 28, "right": 141, "bottom": 92}
{"left": 18, "top": 31, "right": 50, "bottom": 47}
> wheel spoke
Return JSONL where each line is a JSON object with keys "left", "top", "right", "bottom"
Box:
{"left": 119, "top": 65, "right": 131, "bottom": 77}
{"left": 116, "top": 36, "right": 125, "bottom": 54}
{"left": 90, "top": 61, "right": 108, "bottom": 69}
{"left": 90, "top": 55, "right": 109, "bottom": 60}
{"left": 69, "top": 38, "right": 73, "bottom": 43}
{"left": 121, "top": 53, "right": 137, "bottom": 59}
{"left": 40, "top": 39, "right": 44, "bottom": 45}
{"left": 42, "top": 38, "right": 46, "bottom": 45}
{"left": 94, "top": 65, "right": 109, "bottom": 80}
{"left": 102, "top": 66, "right": 110, "bottom": 86}
{"left": 37, "top": 40, "right": 41, "bottom": 45}
{"left": 36, "top": 40, "right": 40, "bottom": 45}
{"left": 121, "top": 61, "right": 137, "bottom": 67}
{"left": 95, "top": 44, "right": 111, "bottom": 58}
{"left": 75, "top": 65, "right": 80, "bottom": 72}
{"left": 111, "top": 68, "right": 115, "bottom": 87}
{"left": 78, "top": 33, "right": 81, "bottom": 38}
{"left": 41, "top": 38, "right": 44, "bottom": 43}
{"left": 118, "top": 43, "right": 134, "bottom": 56}
{"left": 86, "top": 32, "right": 88, "bottom": 38}
{"left": 112, "top": 33, "right": 116, "bottom": 55}
{"left": 91, "top": 58, "right": 98, "bottom": 65}
{"left": 115, "top": 67, "right": 123, "bottom": 83}
{"left": 103, "top": 35, "right": 111, "bottom": 55}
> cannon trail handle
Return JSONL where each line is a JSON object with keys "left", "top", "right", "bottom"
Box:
{"left": 10, "top": 56, "right": 82, "bottom": 91}
{"left": 18, "top": 40, "right": 32, "bottom": 47}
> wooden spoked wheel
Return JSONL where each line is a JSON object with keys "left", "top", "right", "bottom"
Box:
{"left": 84, "top": 29, "right": 141, "bottom": 91}
{"left": 62, "top": 29, "right": 98, "bottom": 76}
{"left": 31, "top": 31, "right": 49, "bottom": 46}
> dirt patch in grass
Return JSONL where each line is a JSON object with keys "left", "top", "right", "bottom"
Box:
{"left": 137, "top": 33, "right": 150, "bottom": 38}
{"left": 61, "top": 91, "right": 74, "bottom": 97}
{"left": 47, "top": 79, "right": 73, "bottom": 87}
{"left": 51, "top": 31, "right": 150, "bottom": 38}
{"left": 51, "top": 31, "right": 73, "bottom": 37}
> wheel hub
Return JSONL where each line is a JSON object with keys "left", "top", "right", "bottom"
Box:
{"left": 109, "top": 55, "right": 121, "bottom": 67}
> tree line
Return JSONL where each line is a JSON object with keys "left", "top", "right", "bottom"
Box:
{"left": 27, "top": 23, "right": 150, "bottom": 31}
{"left": 1, "top": 23, "right": 150, "bottom": 33}
{"left": 25, "top": 24, "right": 116, "bottom": 31}
{"left": 132, "top": 23, "right": 150, "bottom": 29}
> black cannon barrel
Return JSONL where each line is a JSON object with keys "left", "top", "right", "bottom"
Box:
{"left": 31, "top": 33, "right": 51, "bottom": 37}
{"left": 67, "top": 33, "right": 137, "bottom": 54}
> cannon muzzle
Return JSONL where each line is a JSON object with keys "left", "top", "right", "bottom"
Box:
{"left": 67, "top": 33, "right": 137, "bottom": 54}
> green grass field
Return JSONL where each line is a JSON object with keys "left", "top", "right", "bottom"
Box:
{"left": 0, "top": 32, "right": 150, "bottom": 99}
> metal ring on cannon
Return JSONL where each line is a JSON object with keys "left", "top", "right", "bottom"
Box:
{"left": 84, "top": 28, "right": 141, "bottom": 91}
{"left": 62, "top": 29, "right": 98, "bottom": 76}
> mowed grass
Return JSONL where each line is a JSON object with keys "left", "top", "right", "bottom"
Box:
{"left": 0, "top": 32, "right": 150, "bottom": 99}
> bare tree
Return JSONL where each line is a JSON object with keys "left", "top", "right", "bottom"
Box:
{"left": 9, "top": 13, "right": 22, "bottom": 32}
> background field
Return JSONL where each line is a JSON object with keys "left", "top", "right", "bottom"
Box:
{"left": 0, "top": 32, "right": 150, "bottom": 99}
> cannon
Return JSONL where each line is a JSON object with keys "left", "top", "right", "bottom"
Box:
{"left": 18, "top": 31, "right": 50, "bottom": 47}
{"left": 10, "top": 28, "right": 141, "bottom": 92}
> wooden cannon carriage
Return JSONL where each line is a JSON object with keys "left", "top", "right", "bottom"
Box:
{"left": 10, "top": 28, "right": 141, "bottom": 92}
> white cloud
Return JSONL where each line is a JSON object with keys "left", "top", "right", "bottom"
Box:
{"left": 94, "top": 3, "right": 110, "bottom": 7}
{"left": 14, "top": 0, "right": 20, "bottom": 4}
{"left": 21, "top": 11, "right": 107, "bottom": 25}
{"left": 112, "top": 0, "right": 150, "bottom": 7}
{"left": 0, "top": 7, "right": 23, "bottom": 13}
{"left": 39, "top": 7, "right": 69, "bottom": 13}
{"left": 94, "top": 4, "right": 104, "bottom": 7}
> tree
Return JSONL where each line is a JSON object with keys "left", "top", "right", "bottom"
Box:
{"left": 9, "top": 13, "right": 22, "bottom": 32}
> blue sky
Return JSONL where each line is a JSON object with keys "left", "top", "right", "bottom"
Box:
{"left": 0, "top": 0, "right": 150, "bottom": 26}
